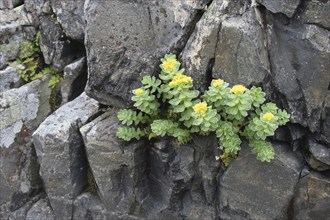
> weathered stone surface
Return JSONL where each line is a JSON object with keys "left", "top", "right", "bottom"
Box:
{"left": 0, "top": 77, "right": 51, "bottom": 218}
{"left": 0, "top": 77, "right": 51, "bottom": 148}
{"left": 293, "top": 172, "right": 330, "bottom": 220}
{"left": 6, "top": 194, "right": 44, "bottom": 220}
{"left": 26, "top": 198, "right": 55, "bottom": 220}
{"left": 0, "top": 66, "right": 22, "bottom": 92}
{"left": 32, "top": 92, "right": 99, "bottom": 219}
{"left": 60, "top": 57, "right": 87, "bottom": 105}
{"left": 73, "top": 192, "right": 106, "bottom": 220}
{"left": 300, "top": 0, "right": 330, "bottom": 30}
{"left": 256, "top": 0, "right": 300, "bottom": 18}
{"left": 50, "top": 0, "right": 85, "bottom": 40}
{"left": 0, "top": 0, "right": 23, "bottom": 9}
{"left": 181, "top": 0, "right": 222, "bottom": 91}
{"left": 24, "top": 0, "right": 51, "bottom": 17}
{"left": 39, "top": 16, "right": 84, "bottom": 71}
{"left": 80, "top": 110, "right": 146, "bottom": 217}
{"left": 219, "top": 142, "right": 304, "bottom": 219}
{"left": 266, "top": 16, "right": 330, "bottom": 134}
{"left": 213, "top": 6, "right": 270, "bottom": 87}
{"left": 84, "top": 0, "right": 210, "bottom": 106}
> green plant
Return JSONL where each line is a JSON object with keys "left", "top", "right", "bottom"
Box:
{"left": 116, "top": 54, "right": 290, "bottom": 165}
{"left": 9, "top": 33, "right": 63, "bottom": 88}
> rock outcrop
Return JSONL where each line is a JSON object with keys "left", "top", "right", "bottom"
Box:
{"left": 0, "top": 0, "right": 329, "bottom": 219}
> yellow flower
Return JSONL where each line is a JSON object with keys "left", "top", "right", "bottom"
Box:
{"left": 262, "top": 112, "right": 275, "bottom": 121}
{"left": 193, "top": 102, "right": 208, "bottom": 115}
{"left": 213, "top": 79, "right": 224, "bottom": 88}
{"left": 161, "top": 58, "right": 179, "bottom": 72}
{"left": 230, "top": 85, "right": 247, "bottom": 94}
{"left": 169, "top": 73, "right": 193, "bottom": 87}
{"left": 133, "top": 88, "right": 143, "bottom": 96}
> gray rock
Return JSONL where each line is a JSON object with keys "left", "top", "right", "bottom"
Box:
{"left": 39, "top": 16, "right": 84, "bottom": 71}
{"left": 180, "top": 0, "right": 222, "bottom": 91}
{"left": 320, "top": 93, "right": 330, "bottom": 143}
{"left": 0, "top": 66, "right": 22, "bottom": 92}
{"left": 293, "top": 172, "right": 330, "bottom": 220}
{"left": 145, "top": 136, "right": 220, "bottom": 220}
{"left": 73, "top": 192, "right": 106, "bottom": 220}
{"left": 0, "top": 77, "right": 51, "bottom": 217}
{"left": 84, "top": 0, "right": 211, "bottom": 106}
{"left": 266, "top": 17, "right": 330, "bottom": 134}
{"left": 256, "top": 0, "right": 300, "bottom": 18}
{"left": 24, "top": 0, "right": 52, "bottom": 16}
{"left": 213, "top": 6, "right": 270, "bottom": 87}
{"left": 26, "top": 199, "right": 55, "bottom": 220}
{"left": 0, "top": 76, "right": 51, "bottom": 148}
{"left": 308, "top": 140, "right": 330, "bottom": 166}
{"left": 219, "top": 142, "right": 304, "bottom": 219}
{"left": 0, "top": 0, "right": 23, "bottom": 9}
{"left": 6, "top": 194, "right": 44, "bottom": 220}
{"left": 300, "top": 0, "right": 330, "bottom": 29}
{"left": 50, "top": 0, "right": 85, "bottom": 40}
{"left": 81, "top": 109, "right": 221, "bottom": 219}
{"left": 60, "top": 57, "right": 87, "bottom": 105}
{"left": 32, "top": 92, "right": 99, "bottom": 220}
{"left": 80, "top": 110, "right": 146, "bottom": 216}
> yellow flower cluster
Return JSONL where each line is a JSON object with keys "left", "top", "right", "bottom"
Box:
{"left": 133, "top": 88, "right": 143, "bottom": 96}
{"left": 230, "top": 85, "right": 247, "bottom": 94}
{"left": 262, "top": 112, "right": 275, "bottom": 121}
{"left": 213, "top": 79, "right": 224, "bottom": 88}
{"left": 193, "top": 102, "right": 208, "bottom": 115}
{"left": 169, "top": 73, "right": 193, "bottom": 87}
{"left": 161, "top": 58, "right": 179, "bottom": 72}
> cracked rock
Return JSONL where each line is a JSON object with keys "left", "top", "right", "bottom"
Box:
{"left": 32, "top": 92, "right": 99, "bottom": 220}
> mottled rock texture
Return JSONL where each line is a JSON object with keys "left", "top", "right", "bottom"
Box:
{"left": 0, "top": 77, "right": 51, "bottom": 219}
{"left": 0, "top": 0, "right": 329, "bottom": 219}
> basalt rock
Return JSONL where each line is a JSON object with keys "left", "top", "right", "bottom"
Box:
{"left": 32, "top": 93, "right": 99, "bottom": 219}
{"left": 84, "top": 0, "right": 211, "bottom": 107}
{"left": 0, "top": 77, "right": 51, "bottom": 218}
{"left": 0, "top": 0, "right": 330, "bottom": 219}
{"left": 219, "top": 142, "right": 305, "bottom": 219}
{"left": 293, "top": 172, "right": 330, "bottom": 220}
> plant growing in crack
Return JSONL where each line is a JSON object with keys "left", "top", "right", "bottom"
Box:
{"left": 9, "top": 32, "right": 63, "bottom": 89}
{"left": 116, "top": 53, "right": 290, "bottom": 166}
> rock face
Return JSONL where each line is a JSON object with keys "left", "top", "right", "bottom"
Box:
{"left": 80, "top": 109, "right": 221, "bottom": 219}
{"left": 219, "top": 142, "right": 304, "bottom": 219}
{"left": 32, "top": 93, "right": 99, "bottom": 219}
{"left": 0, "top": 0, "right": 330, "bottom": 219}
{"left": 84, "top": 0, "right": 211, "bottom": 106}
{"left": 50, "top": 0, "right": 85, "bottom": 40}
